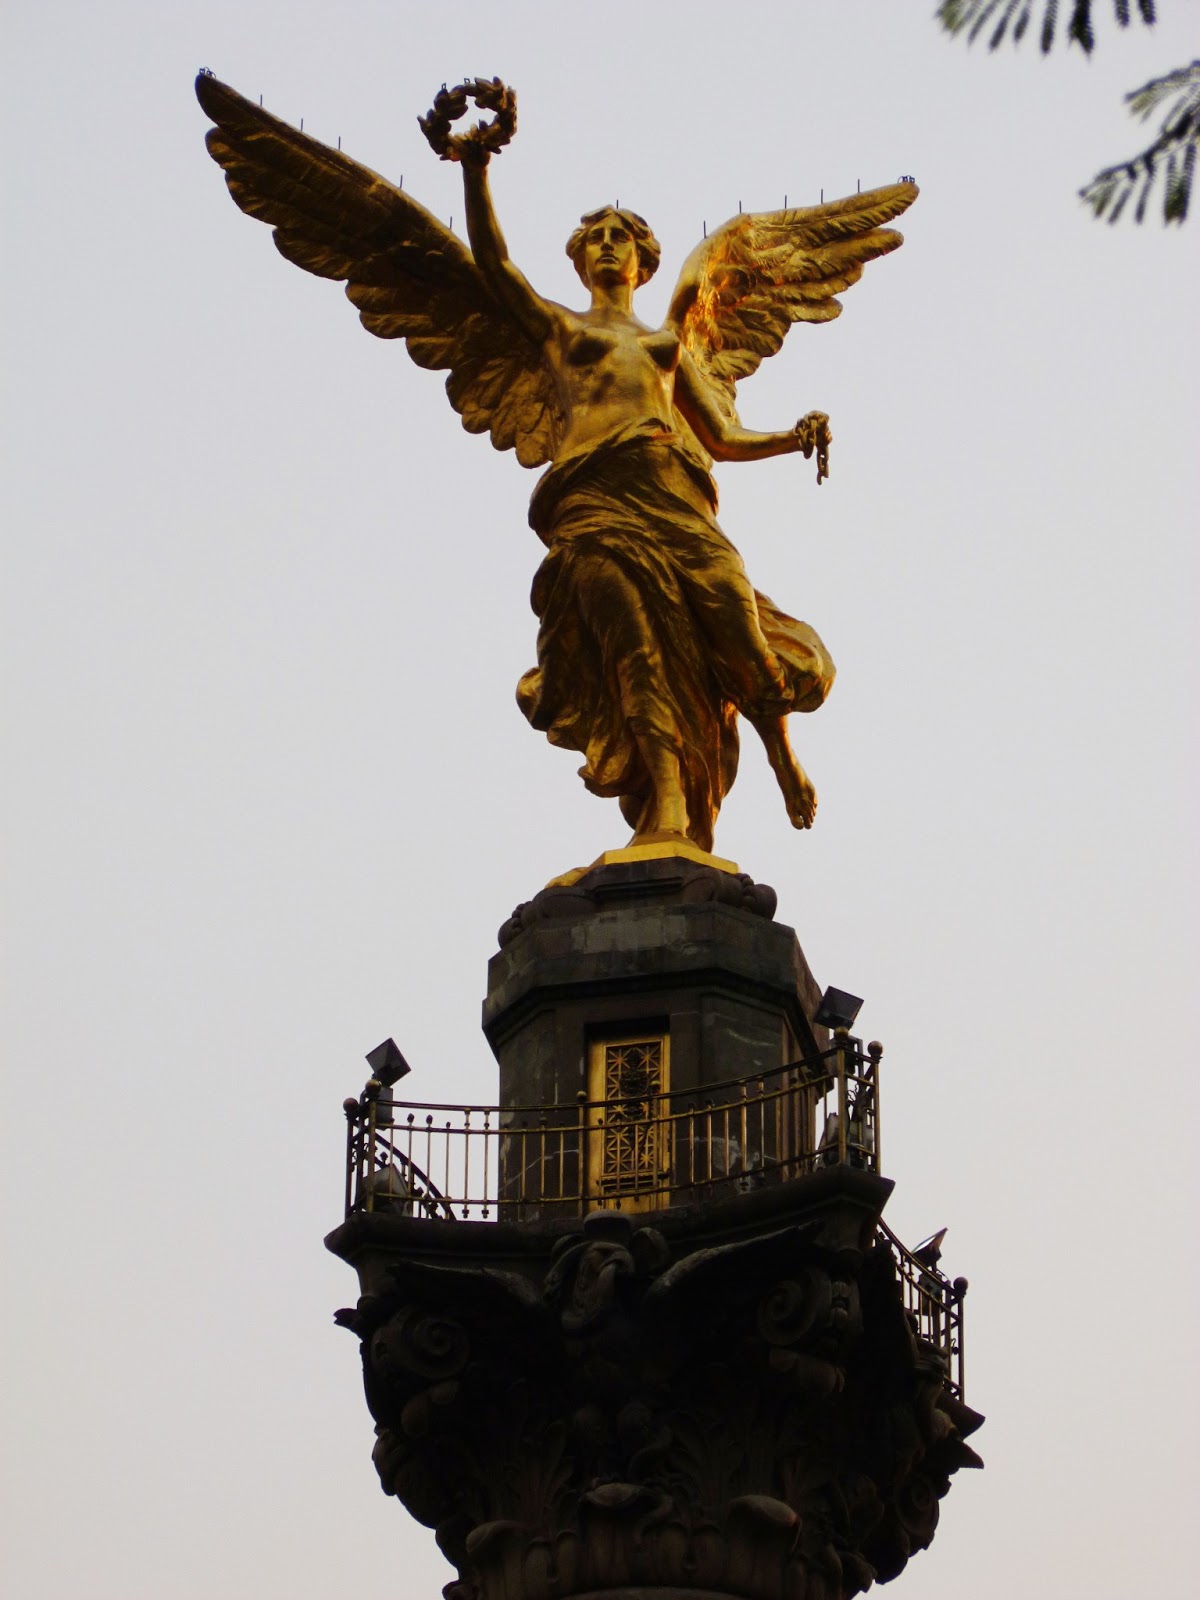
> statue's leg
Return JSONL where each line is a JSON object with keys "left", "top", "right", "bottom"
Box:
{"left": 624, "top": 730, "right": 690, "bottom": 839}
{"left": 574, "top": 553, "right": 691, "bottom": 840}
{"left": 747, "top": 712, "right": 817, "bottom": 830}
{"left": 680, "top": 552, "right": 824, "bottom": 828}
{"left": 684, "top": 562, "right": 790, "bottom": 717}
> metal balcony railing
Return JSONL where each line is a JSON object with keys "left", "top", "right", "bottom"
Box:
{"left": 343, "top": 1035, "right": 881, "bottom": 1223}
{"left": 877, "top": 1220, "right": 968, "bottom": 1398}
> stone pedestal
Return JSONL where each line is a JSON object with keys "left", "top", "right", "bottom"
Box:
{"left": 326, "top": 853, "right": 982, "bottom": 1598}
{"left": 483, "top": 858, "right": 838, "bottom": 1215}
{"left": 485, "top": 857, "right": 828, "bottom": 1112}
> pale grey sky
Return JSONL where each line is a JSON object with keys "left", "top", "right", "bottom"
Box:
{"left": 3, "top": 3, "right": 1197, "bottom": 1597}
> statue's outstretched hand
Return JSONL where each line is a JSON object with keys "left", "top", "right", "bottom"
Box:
{"left": 419, "top": 78, "right": 517, "bottom": 166}
{"left": 793, "top": 411, "right": 832, "bottom": 485}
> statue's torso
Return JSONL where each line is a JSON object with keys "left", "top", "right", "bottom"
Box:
{"left": 548, "top": 311, "right": 681, "bottom": 460}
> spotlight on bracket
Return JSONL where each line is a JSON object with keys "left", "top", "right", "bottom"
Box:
{"left": 365, "top": 1037, "right": 412, "bottom": 1086}
{"left": 913, "top": 1228, "right": 947, "bottom": 1270}
{"left": 814, "top": 986, "right": 864, "bottom": 1032}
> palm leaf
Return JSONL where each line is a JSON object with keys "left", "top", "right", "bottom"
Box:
{"left": 1080, "top": 61, "right": 1200, "bottom": 224}
{"left": 936, "top": 0, "right": 1156, "bottom": 55}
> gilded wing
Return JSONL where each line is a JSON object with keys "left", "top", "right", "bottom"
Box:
{"left": 667, "top": 183, "right": 918, "bottom": 424}
{"left": 195, "top": 72, "right": 562, "bottom": 467}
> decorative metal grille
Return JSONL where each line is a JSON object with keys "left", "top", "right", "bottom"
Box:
{"left": 594, "top": 1037, "right": 667, "bottom": 1202}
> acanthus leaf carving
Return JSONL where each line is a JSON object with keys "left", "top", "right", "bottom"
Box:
{"left": 340, "top": 1202, "right": 982, "bottom": 1600}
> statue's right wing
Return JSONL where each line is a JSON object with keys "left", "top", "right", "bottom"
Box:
{"left": 196, "top": 73, "right": 562, "bottom": 468}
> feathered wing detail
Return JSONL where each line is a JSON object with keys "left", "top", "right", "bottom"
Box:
{"left": 195, "top": 73, "right": 562, "bottom": 467}
{"left": 667, "top": 183, "right": 919, "bottom": 424}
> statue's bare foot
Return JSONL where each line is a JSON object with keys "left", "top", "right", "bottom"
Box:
{"left": 749, "top": 715, "right": 817, "bottom": 830}
{"left": 777, "top": 760, "right": 817, "bottom": 830}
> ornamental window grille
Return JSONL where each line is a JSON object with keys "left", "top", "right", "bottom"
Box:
{"left": 587, "top": 1034, "right": 669, "bottom": 1209}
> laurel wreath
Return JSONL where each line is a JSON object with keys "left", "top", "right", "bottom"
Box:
{"left": 419, "top": 78, "right": 517, "bottom": 163}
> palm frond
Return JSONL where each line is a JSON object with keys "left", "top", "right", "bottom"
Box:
{"left": 1080, "top": 61, "right": 1200, "bottom": 223}
{"left": 936, "top": 0, "right": 1156, "bottom": 55}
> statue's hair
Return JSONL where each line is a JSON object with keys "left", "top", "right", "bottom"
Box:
{"left": 566, "top": 206, "right": 661, "bottom": 288}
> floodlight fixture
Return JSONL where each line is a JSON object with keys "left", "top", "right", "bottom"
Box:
{"left": 814, "top": 986, "right": 864, "bottom": 1032}
{"left": 913, "top": 1228, "right": 948, "bottom": 1270}
{"left": 365, "top": 1037, "right": 412, "bottom": 1086}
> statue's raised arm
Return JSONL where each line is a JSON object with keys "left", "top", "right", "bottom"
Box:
{"left": 418, "top": 79, "right": 557, "bottom": 349}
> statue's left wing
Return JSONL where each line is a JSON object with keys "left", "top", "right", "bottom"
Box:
{"left": 196, "top": 73, "right": 562, "bottom": 467}
{"left": 667, "top": 183, "right": 918, "bottom": 426}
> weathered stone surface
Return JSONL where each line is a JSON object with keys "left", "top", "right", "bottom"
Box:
{"left": 485, "top": 859, "right": 827, "bottom": 1110}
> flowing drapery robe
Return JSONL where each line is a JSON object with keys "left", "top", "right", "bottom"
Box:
{"left": 517, "top": 421, "right": 834, "bottom": 851}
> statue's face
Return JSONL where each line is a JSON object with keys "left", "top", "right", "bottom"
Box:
{"left": 583, "top": 215, "right": 640, "bottom": 289}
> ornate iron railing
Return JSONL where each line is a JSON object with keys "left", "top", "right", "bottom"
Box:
{"left": 878, "top": 1220, "right": 968, "bottom": 1398}
{"left": 343, "top": 1034, "right": 881, "bottom": 1223}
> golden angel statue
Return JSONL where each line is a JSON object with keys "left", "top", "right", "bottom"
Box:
{"left": 196, "top": 72, "right": 916, "bottom": 855}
